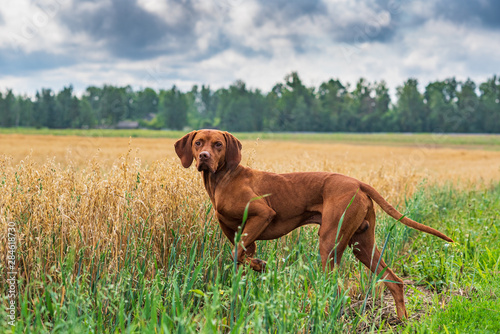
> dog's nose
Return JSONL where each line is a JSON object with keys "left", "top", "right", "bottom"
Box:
{"left": 199, "top": 151, "right": 211, "bottom": 160}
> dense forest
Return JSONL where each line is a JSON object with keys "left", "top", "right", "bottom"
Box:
{"left": 1, "top": 72, "right": 499, "bottom": 133}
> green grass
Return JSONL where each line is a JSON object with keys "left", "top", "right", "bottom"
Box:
{"left": 1, "top": 183, "right": 499, "bottom": 333}
{"left": 399, "top": 183, "right": 500, "bottom": 333}
{"left": 0, "top": 127, "right": 187, "bottom": 139}
{"left": 1, "top": 127, "right": 500, "bottom": 149}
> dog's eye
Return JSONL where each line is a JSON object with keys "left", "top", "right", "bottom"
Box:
{"left": 215, "top": 142, "right": 223, "bottom": 148}
{"left": 195, "top": 141, "right": 201, "bottom": 146}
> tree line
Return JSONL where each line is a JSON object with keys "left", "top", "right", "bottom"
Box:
{"left": 1, "top": 72, "right": 499, "bottom": 133}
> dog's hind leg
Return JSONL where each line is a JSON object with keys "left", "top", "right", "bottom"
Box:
{"left": 319, "top": 194, "right": 368, "bottom": 271}
{"left": 349, "top": 205, "right": 408, "bottom": 319}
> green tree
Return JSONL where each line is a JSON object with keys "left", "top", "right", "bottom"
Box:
{"left": 478, "top": 76, "right": 500, "bottom": 133}
{"left": 77, "top": 98, "right": 97, "bottom": 128}
{"left": 371, "top": 81, "right": 392, "bottom": 131}
{"left": 0, "top": 90, "right": 15, "bottom": 127}
{"left": 135, "top": 87, "right": 158, "bottom": 119}
{"left": 15, "top": 95, "right": 34, "bottom": 127}
{"left": 317, "top": 79, "right": 348, "bottom": 131}
{"left": 268, "top": 72, "right": 321, "bottom": 131}
{"left": 54, "top": 86, "right": 79, "bottom": 128}
{"left": 267, "top": 83, "right": 290, "bottom": 131}
{"left": 191, "top": 85, "right": 220, "bottom": 128}
{"left": 84, "top": 86, "right": 103, "bottom": 125}
{"left": 217, "top": 81, "right": 268, "bottom": 132}
{"left": 424, "top": 78, "right": 459, "bottom": 132}
{"left": 1, "top": 74, "right": 499, "bottom": 133}
{"left": 33, "top": 89, "right": 56, "bottom": 128}
{"left": 249, "top": 89, "right": 268, "bottom": 131}
{"left": 456, "top": 79, "right": 479, "bottom": 132}
{"left": 394, "top": 79, "right": 426, "bottom": 132}
{"left": 286, "top": 72, "right": 321, "bottom": 131}
{"left": 350, "top": 78, "right": 376, "bottom": 132}
{"left": 217, "top": 81, "right": 254, "bottom": 132}
{"left": 99, "top": 85, "right": 130, "bottom": 126}
{"left": 158, "top": 86, "right": 188, "bottom": 130}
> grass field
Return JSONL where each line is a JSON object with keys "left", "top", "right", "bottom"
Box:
{"left": 1, "top": 130, "right": 499, "bottom": 333}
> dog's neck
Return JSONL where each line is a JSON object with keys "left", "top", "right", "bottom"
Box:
{"left": 202, "top": 165, "right": 242, "bottom": 204}
{"left": 202, "top": 170, "right": 217, "bottom": 201}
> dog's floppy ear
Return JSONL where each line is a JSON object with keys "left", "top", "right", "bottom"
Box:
{"left": 174, "top": 131, "right": 197, "bottom": 168}
{"left": 223, "top": 131, "right": 242, "bottom": 170}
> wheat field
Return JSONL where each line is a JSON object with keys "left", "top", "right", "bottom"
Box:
{"left": 1, "top": 133, "right": 500, "bottom": 332}
{"left": 1, "top": 133, "right": 499, "bottom": 279}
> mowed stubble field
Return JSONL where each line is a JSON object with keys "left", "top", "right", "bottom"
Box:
{"left": 1, "top": 132, "right": 500, "bottom": 333}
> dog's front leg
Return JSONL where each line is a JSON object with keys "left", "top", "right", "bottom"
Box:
{"left": 218, "top": 221, "right": 236, "bottom": 246}
{"left": 218, "top": 220, "right": 256, "bottom": 268}
{"left": 235, "top": 204, "right": 276, "bottom": 272}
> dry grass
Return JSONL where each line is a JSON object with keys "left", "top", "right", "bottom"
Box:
{"left": 1, "top": 134, "right": 500, "bottom": 285}
{"left": 0, "top": 150, "right": 204, "bottom": 284}
{"left": 2, "top": 134, "right": 499, "bottom": 184}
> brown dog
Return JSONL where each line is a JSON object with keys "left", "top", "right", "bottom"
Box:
{"left": 174, "top": 130, "right": 453, "bottom": 319}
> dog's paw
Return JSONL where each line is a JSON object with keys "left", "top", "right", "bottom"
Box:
{"left": 250, "top": 258, "right": 267, "bottom": 272}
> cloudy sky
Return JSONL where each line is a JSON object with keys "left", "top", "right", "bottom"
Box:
{"left": 1, "top": 0, "right": 499, "bottom": 96}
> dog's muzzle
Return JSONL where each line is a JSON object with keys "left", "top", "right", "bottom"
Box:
{"left": 197, "top": 151, "right": 215, "bottom": 173}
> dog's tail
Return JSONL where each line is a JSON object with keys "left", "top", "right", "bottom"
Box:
{"left": 360, "top": 182, "right": 453, "bottom": 242}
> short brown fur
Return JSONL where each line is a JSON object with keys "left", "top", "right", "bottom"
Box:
{"left": 175, "top": 130, "right": 453, "bottom": 319}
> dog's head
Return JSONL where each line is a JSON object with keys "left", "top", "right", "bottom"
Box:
{"left": 174, "top": 130, "right": 242, "bottom": 173}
